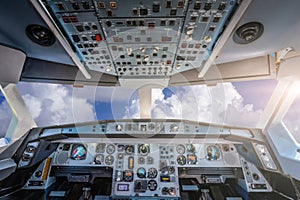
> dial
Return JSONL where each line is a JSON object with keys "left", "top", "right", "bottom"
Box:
{"left": 148, "top": 123, "right": 155, "bottom": 130}
{"left": 177, "top": 155, "right": 186, "bottom": 165}
{"left": 187, "top": 154, "right": 197, "bottom": 165}
{"left": 206, "top": 145, "right": 221, "bottom": 160}
{"left": 106, "top": 144, "right": 116, "bottom": 154}
{"left": 105, "top": 155, "right": 114, "bottom": 165}
{"left": 148, "top": 167, "right": 158, "bottom": 179}
{"left": 148, "top": 180, "right": 157, "bottom": 191}
{"left": 139, "top": 144, "right": 150, "bottom": 155}
{"left": 137, "top": 167, "right": 146, "bottom": 178}
{"left": 96, "top": 143, "right": 106, "bottom": 153}
{"left": 186, "top": 144, "right": 196, "bottom": 153}
{"left": 125, "top": 145, "right": 134, "bottom": 155}
{"left": 94, "top": 154, "right": 104, "bottom": 164}
{"left": 176, "top": 144, "right": 185, "bottom": 154}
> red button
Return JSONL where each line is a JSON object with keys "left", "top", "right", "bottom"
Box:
{"left": 95, "top": 34, "right": 102, "bottom": 42}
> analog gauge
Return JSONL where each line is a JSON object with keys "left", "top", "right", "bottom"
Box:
{"left": 139, "top": 144, "right": 150, "bottom": 155}
{"left": 148, "top": 167, "right": 158, "bottom": 179}
{"left": 106, "top": 144, "right": 116, "bottom": 154}
{"left": 96, "top": 143, "right": 106, "bottom": 153}
{"left": 187, "top": 154, "right": 197, "bottom": 165}
{"left": 148, "top": 180, "right": 157, "bottom": 191}
{"left": 125, "top": 145, "right": 135, "bottom": 155}
{"left": 176, "top": 144, "right": 185, "bottom": 154}
{"left": 186, "top": 144, "right": 196, "bottom": 153}
{"left": 137, "top": 167, "right": 146, "bottom": 178}
{"left": 206, "top": 145, "right": 221, "bottom": 160}
{"left": 70, "top": 144, "right": 87, "bottom": 160}
{"left": 177, "top": 155, "right": 186, "bottom": 165}
{"left": 148, "top": 123, "right": 155, "bottom": 130}
{"left": 105, "top": 155, "right": 114, "bottom": 165}
{"left": 94, "top": 154, "right": 104, "bottom": 164}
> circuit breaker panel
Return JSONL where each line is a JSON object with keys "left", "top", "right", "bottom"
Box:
{"left": 42, "top": 0, "right": 238, "bottom": 78}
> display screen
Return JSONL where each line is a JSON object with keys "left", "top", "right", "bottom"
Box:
{"left": 70, "top": 144, "right": 87, "bottom": 160}
{"left": 206, "top": 145, "right": 221, "bottom": 160}
{"left": 117, "top": 184, "right": 129, "bottom": 191}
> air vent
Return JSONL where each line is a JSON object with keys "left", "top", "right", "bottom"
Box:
{"left": 25, "top": 24, "right": 55, "bottom": 46}
{"left": 233, "top": 22, "right": 264, "bottom": 44}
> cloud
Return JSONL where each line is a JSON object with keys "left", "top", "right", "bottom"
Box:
{"left": 123, "top": 98, "right": 140, "bottom": 119}
{"left": 18, "top": 83, "right": 96, "bottom": 126}
{"left": 15, "top": 81, "right": 264, "bottom": 129}
{"left": 150, "top": 83, "right": 263, "bottom": 128}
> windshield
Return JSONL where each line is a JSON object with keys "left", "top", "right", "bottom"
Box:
{"left": 152, "top": 79, "right": 277, "bottom": 127}
{"left": 17, "top": 79, "right": 277, "bottom": 129}
{"left": 0, "top": 86, "right": 14, "bottom": 146}
{"left": 17, "top": 82, "right": 140, "bottom": 126}
{"left": 283, "top": 91, "right": 300, "bottom": 143}
{"left": 0, "top": 92, "right": 12, "bottom": 138}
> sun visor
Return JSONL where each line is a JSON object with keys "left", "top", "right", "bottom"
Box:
{"left": 0, "top": 45, "right": 26, "bottom": 83}
{"left": 277, "top": 53, "right": 300, "bottom": 81}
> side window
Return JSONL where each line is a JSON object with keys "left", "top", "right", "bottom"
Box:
{"left": 0, "top": 88, "right": 14, "bottom": 144}
{"left": 283, "top": 93, "right": 300, "bottom": 143}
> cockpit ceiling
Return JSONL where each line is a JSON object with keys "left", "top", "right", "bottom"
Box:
{"left": 0, "top": 0, "right": 300, "bottom": 86}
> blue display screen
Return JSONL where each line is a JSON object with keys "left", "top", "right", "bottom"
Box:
{"left": 70, "top": 144, "right": 87, "bottom": 160}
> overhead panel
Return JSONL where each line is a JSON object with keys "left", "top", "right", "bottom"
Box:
{"left": 41, "top": 0, "right": 238, "bottom": 78}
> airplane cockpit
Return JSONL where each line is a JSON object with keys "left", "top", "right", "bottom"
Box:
{"left": 1, "top": 0, "right": 300, "bottom": 199}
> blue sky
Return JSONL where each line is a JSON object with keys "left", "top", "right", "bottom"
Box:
{"left": 0, "top": 92, "right": 5, "bottom": 104}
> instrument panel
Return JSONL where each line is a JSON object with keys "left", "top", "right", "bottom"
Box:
{"left": 52, "top": 139, "right": 240, "bottom": 198}
{"left": 37, "top": 0, "right": 238, "bottom": 77}
{"left": 18, "top": 120, "right": 278, "bottom": 199}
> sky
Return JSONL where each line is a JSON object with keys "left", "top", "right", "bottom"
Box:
{"left": 0, "top": 79, "right": 279, "bottom": 138}
{"left": 283, "top": 94, "right": 300, "bottom": 143}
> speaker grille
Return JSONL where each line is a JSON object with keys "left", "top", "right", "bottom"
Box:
{"left": 55, "top": 152, "right": 68, "bottom": 164}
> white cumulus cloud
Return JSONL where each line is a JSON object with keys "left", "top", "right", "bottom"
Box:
{"left": 150, "top": 83, "right": 262, "bottom": 128}
{"left": 15, "top": 81, "right": 264, "bottom": 129}
{"left": 18, "top": 82, "right": 96, "bottom": 126}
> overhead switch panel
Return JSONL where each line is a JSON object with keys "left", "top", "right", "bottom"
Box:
{"left": 42, "top": 0, "right": 238, "bottom": 78}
